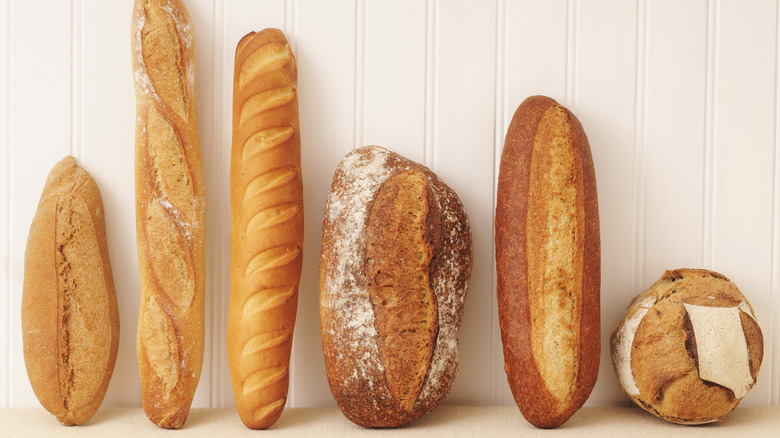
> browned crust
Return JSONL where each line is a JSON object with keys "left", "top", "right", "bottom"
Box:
{"left": 227, "top": 28, "right": 302, "bottom": 430}
{"left": 611, "top": 268, "right": 764, "bottom": 424}
{"left": 22, "top": 157, "right": 119, "bottom": 426}
{"left": 495, "top": 95, "right": 600, "bottom": 428}
{"left": 319, "top": 146, "right": 472, "bottom": 427}
{"left": 132, "top": 0, "right": 204, "bottom": 429}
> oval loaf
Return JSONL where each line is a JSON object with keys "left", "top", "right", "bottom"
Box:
{"left": 319, "top": 146, "right": 472, "bottom": 428}
{"left": 22, "top": 156, "right": 120, "bottom": 426}
{"left": 495, "top": 95, "right": 600, "bottom": 428}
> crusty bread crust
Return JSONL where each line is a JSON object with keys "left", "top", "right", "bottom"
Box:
{"left": 132, "top": 0, "right": 204, "bottom": 429}
{"left": 319, "top": 146, "right": 472, "bottom": 428}
{"left": 227, "top": 28, "right": 303, "bottom": 430}
{"left": 611, "top": 268, "right": 764, "bottom": 424}
{"left": 22, "top": 156, "right": 119, "bottom": 426}
{"left": 496, "top": 95, "right": 600, "bottom": 428}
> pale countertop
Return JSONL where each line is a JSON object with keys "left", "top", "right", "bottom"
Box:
{"left": 2, "top": 406, "right": 778, "bottom": 437}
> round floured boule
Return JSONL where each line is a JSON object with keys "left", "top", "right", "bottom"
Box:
{"left": 610, "top": 268, "right": 764, "bottom": 424}
{"left": 319, "top": 145, "right": 472, "bottom": 427}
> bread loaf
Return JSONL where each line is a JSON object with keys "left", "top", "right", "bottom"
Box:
{"left": 319, "top": 146, "right": 472, "bottom": 428}
{"left": 611, "top": 269, "right": 764, "bottom": 424}
{"left": 132, "top": 0, "right": 204, "bottom": 428}
{"left": 227, "top": 29, "right": 303, "bottom": 429}
{"left": 22, "top": 156, "right": 119, "bottom": 426}
{"left": 495, "top": 95, "right": 600, "bottom": 428}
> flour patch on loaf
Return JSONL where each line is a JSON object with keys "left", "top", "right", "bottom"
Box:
{"left": 612, "top": 295, "right": 655, "bottom": 396}
{"left": 323, "top": 147, "right": 392, "bottom": 386}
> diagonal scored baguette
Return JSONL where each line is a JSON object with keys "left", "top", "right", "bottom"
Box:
{"left": 227, "top": 29, "right": 303, "bottom": 430}
{"left": 131, "top": 0, "right": 205, "bottom": 429}
{"left": 495, "top": 95, "right": 600, "bottom": 428}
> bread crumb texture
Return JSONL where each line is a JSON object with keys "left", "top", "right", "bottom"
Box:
{"left": 526, "top": 105, "right": 582, "bottom": 406}
{"left": 623, "top": 269, "right": 763, "bottom": 424}
{"left": 55, "top": 194, "right": 111, "bottom": 421}
{"left": 140, "top": 296, "right": 179, "bottom": 396}
{"left": 141, "top": 0, "right": 188, "bottom": 120}
{"left": 366, "top": 170, "right": 439, "bottom": 412}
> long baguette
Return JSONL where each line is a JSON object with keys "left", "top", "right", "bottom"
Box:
{"left": 227, "top": 28, "right": 303, "bottom": 429}
{"left": 495, "top": 95, "right": 600, "bottom": 428}
{"left": 131, "top": 0, "right": 204, "bottom": 429}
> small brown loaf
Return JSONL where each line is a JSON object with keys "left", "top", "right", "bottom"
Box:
{"left": 132, "top": 0, "right": 204, "bottom": 429}
{"left": 22, "top": 156, "right": 119, "bottom": 426}
{"left": 611, "top": 269, "right": 764, "bottom": 424}
{"left": 319, "top": 146, "right": 472, "bottom": 428}
{"left": 495, "top": 95, "right": 600, "bottom": 428}
{"left": 227, "top": 29, "right": 303, "bottom": 429}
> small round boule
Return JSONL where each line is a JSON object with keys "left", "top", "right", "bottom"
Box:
{"left": 610, "top": 268, "right": 763, "bottom": 424}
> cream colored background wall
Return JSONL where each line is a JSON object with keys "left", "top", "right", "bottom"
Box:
{"left": 1, "top": 0, "right": 778, "bottom": 409}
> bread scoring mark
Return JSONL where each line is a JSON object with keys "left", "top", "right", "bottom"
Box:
{"left": 241, "top": 330, "right": 291, "bottom": 357}
{"left": 243, "top": 166, "right": 298, "bottom": 202}
{"left": 55, "top": 194, "right": 110, "bottom": 415}
{"left": 242, "top": 287, "right": 295, "bottom": 317}
{"left": 145, "top": 201, "right": 195, "bottom": 309}
{"left": 365, "top": 170, "right": 438, "bottom": 412}
{"left": 238, "top": 42, "right": 293, "bottom": 90}
{"left": 239, "top": 85, "right": 296, "bottom": 126}
{"left": 246, "top": 203, "right": 300, "bottom": 234}
{"left": 141, "top": 296, "right": 179, "bottom": 397}
{"left": 252, "top": 398, "right": 286, "bottom": 422}
{"left": 147, "top": 106, "right": 196, "bottom": 226}
{"left": 141, "top": 0, "right": 188, "bottom": 120}
{"left": 526, "top": 106, "right": 581, "bottom": 406}
{"left": 242, "top": 126, "right": 295, "bottom": 161}
{"left": 242, "top": 366, "right": 288, "bottom": 396}
{"left": 244, "top": 244, "right": 301, "bottom": 277}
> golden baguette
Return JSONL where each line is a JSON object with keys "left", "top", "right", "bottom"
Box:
{"left": 227, "top": 28, "right": 303, "bottom": 429}
{"left": 131, "top": 0, "right": 204, "bottom": 429}
{"left": 22, "top": 157, "right": 119, "bottom": 426}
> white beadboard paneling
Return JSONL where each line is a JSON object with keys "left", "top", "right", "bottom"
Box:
{"left": 8, "top": 0, "right": 73, "bottom": 407}
{"left": 2, "top": 0, "right": 780, "bottom": 411}
{"left": 710, "top": 0, "right": 776, "bottom": 407}
{"left": 495, "top": 0, "right": 569, "bottom": 405}
{"left": 363, "top": 0, "right": 426, "bottom": 162}
{"left": 79, "top": 0, "right": 137, "bottom": 407}
{"left": 573, "top": 0, "right": 638, "bottom": 406}
{"left": 0, "top": 0, "right": 10, "bottom": 409}
{"left": 643, "top": 0, "right": 707, "bottom": 280}
{"left": 431, "top": 0, "right": 496, "bottom": 406}
{"left": 294, "top": 0, "right": 357, "bottom": 407}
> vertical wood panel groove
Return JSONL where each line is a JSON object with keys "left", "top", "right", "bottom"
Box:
{"left": 1, "top": 0, "right": 11, "bottom": 408}
{"left": 424, "top": 0, "right": 436, "bottom": 167}
{"left": 70, "top": 0, "right": 81, "bottom": 159}
{"left": 773, "top": 0, "right": 780, "bottom": 406}
{"left": 212, "top": 0, "right": 226, "bottom": 409}
{"left": 703, "top": 0, "right": 718, "bottom": 268}
{"left": 490, "top": 0, "right": 506, "bottom": 405}
{"left": 353, "top": 0, "right": 365, "bottom": 149}
{"left": 565, "top": 0, "right": 578, "bottom": 104}
{"left": 632, "top": 0, "right": 647, "bottom": 291}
